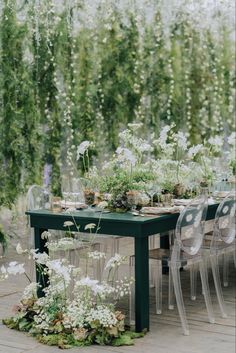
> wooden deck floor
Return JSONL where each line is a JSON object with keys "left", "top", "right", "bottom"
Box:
{"left": 0, "top": 238, "right": 235, "bottom": 353}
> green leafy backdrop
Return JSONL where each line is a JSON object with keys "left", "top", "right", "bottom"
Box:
{"left": 0, "top": 0, "right": 235, "bottom": 205}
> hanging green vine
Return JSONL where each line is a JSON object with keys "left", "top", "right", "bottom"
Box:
{"left": 0, "top": 0, "right": 235, "bottom": 205}
{"left": 0, "top": 0, "right": 41, "bottom": 206}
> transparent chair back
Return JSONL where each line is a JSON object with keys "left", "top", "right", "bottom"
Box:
{"left": 212, "top": 193, "right": 236, "bottom": 248}
{"left": 175, "top": 195, "right": 208, "bottom": 257}
{"left": 27, "top": 185, "right": 46, "bottom": 210}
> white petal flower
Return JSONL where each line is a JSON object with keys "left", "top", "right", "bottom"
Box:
{"left": 63, "top": 221, "right": 74, "bottom": 227}
{"left": 77, "top": 141, "right": 91, "bottom": 159}
{"left": 41, "top": 231, "right": 52, "bottom": 240}
{"left": 127, "top": 123, "right": 143, "bottom": 131}
{"left": 159, "top": 125, "right": 171, "bottom": 148}
{"left": 84, "top": 223, "right": 96, "bottom": 230}
{"left": 228, "top": 132, "right": 236, "bottom": 146}
{"left": 88, "top": 251, "right": 106, "bottom": 260}
{"left": 187, "top": 144, "right": 203, "bottom": 159}
{"left": 208, "top": 136, "right": 224, "bottom": 151}
{"left": 30, "top": 249, "right": 49, "bottom": 265}
{"left": 16, "top": 243, "right": 27, "bottom": 255}
{"left": 105, "top": 254, "right": 126, "bottom": 270}
{"left": 7, "top": 262, "right": 25, "bottom": 275}
{"left": 174, "top": 131, "right": 188, "bottom": 150}
{"left": 0, "top": 265, "right": 7, "bottom": 274}
{"left": 22, "top": 282, "right": 38, "bottom": 300}
{"left": 116, "top": 147, "right": 137, "bottom": 166}
{"left": 46, "top": 259, "right": 72, "bottom": 283}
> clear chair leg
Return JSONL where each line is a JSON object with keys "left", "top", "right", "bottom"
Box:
{"left": 129, "top": 257, "right": 135, "bottom": 326}
{"left": 171, "top": 265, "right": 190, "bottom": 335}
{"left": 111, "top": 237, "right": 120, "bottom": 256}
{"left": 168, "top": 268, "right": 174, "bottom": 310}
{"left": 223, "top": 253, "right": 229, "bottom": 287}
{"left": 149, "top": 236, "right": 155, "bottom": 288}
{"left": 154, "top": 261, "right": 162, "bottom": 314}
{"left": 149, "top": 235, "right": 155, "bottom": 250}
{"left": 190, "top": 263, "right": 198, "bottom": 300}
{"left": 199, "top": 262, "right": 215, "bottom": 324}
{"left": 210, "top": 255, "right": 228, "bottom": 318}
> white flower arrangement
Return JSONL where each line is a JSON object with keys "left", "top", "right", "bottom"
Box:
{"left": 77, "top": 141, "right": 91, "bottom": 159}
{"left": 88, "top": 250, "right": 106, "bottom": 260}
{"left": 105, "top": 253, "right": 127, "bottom": 270}
{"left": 2, "top": 241, "right": 136, "bottom": 348}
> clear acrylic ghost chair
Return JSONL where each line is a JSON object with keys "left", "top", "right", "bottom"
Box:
{"left": 170, "top": 196, "right": 215, "bottom": 335}
{"left": 208, "top": 193, "right": 236, "bottom": 318}
{"left": 26, "top": 185, "right": 101, "bottom": 276}
{"left": 190, "top": 193, "right": 236, "bottom": 303}
{"left": 26, "top": 185, "right": 51, "bottom": 278}
{"left": 27, "top": 184, "right": 50, "bottom": 210}
{"left": 129, "top": 233, "right": 180, "bottom": 324}
{"left": 148, "top": 195, "right": 215, "bottom": 335}
{"left": 27, "top": 184, "right": 50, "bottom": 249}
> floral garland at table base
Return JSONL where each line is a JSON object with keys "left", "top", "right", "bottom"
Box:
{"left": 3, "top": 315, "right": 144, "bottom": 349}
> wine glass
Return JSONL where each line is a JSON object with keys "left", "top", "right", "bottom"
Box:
{"left": 146, "top": 182, "right": 156, "bottom": 207}
{"left": 61, "top": 175, "right": 72, "bottom": 209}
{"left": 71, "top": 177, "right": 85, "bottom": 206}
{"left": 155, "top": 184, "right": 162, "bottom": 206}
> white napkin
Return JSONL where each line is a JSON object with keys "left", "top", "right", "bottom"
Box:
{"left": 60, "top": 200, "right": 88, "bottom": 209}
{"left": 174, "top": 199, "right": 191, "bottom": 206}
{"left": 141, "top": 206, "right": 184, "bottom": 215}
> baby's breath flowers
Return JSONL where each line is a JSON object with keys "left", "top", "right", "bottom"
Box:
{"left": 16, "top": 243, "right": 28, "bottom": 255}
{"left": 105, "top": 254, "right": 127, "bottom": 270}
{"left": 0, "top": 261, "right": 25, "bottom": 280}
{"left": 88, "top": 251, "right": 106, "bottom": 260}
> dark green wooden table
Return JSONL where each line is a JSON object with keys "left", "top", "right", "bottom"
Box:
{"left": 26, "top": 204, "right": 218, "bottom": 332}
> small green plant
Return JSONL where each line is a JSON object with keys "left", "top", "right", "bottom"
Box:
{"left": 0, "top": 224, "right": 8, "bottom": 254}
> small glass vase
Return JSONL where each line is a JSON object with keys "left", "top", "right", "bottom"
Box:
{"left": 161, "top": 193, "right": 174, "bottom": 207}
{"left": 84, "top": 189, "right": 95, "bottom": 206}
{"left": 126, "top": 190, "right": 139, "bottom": 211}
{"left": 173, "top": 183, "right": 185, "bottom": 198}
{"left": 51, "top": 196, "right": 62, "bottom": 213}
{"left": 199, "top": 187, "right": 209, "bottom": 196}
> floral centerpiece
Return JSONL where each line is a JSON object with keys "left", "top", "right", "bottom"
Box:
{"left": 75, "top": 124, "right": 233, "bottom": 210}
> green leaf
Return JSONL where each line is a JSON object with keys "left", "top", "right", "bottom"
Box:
{"left": 112, "top": 334, "right": 134, "bottom": 346}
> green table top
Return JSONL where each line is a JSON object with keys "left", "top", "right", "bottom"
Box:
{"left": 26, "top": 203, "right": 219, "bottom": 238}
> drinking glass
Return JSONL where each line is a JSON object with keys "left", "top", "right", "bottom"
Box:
{"left": 146, "top": 182, "right": 156, "bottom": 207}
{"left": 52, "top": 196, "right": 62, "bottom": 213}
{"left": 61, "top": 175, "right": 71, "bottom": 208}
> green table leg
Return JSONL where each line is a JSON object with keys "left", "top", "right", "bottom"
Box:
{"left": 135, "top": 236, "right": 149, "bottom": 332}
{"left": 34, "top": 227, "right": 49, "bottom": 298}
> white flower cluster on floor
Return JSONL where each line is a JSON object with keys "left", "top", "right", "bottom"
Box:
{"left": 1, "top": 237, "right": 136, "bottom": 348}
